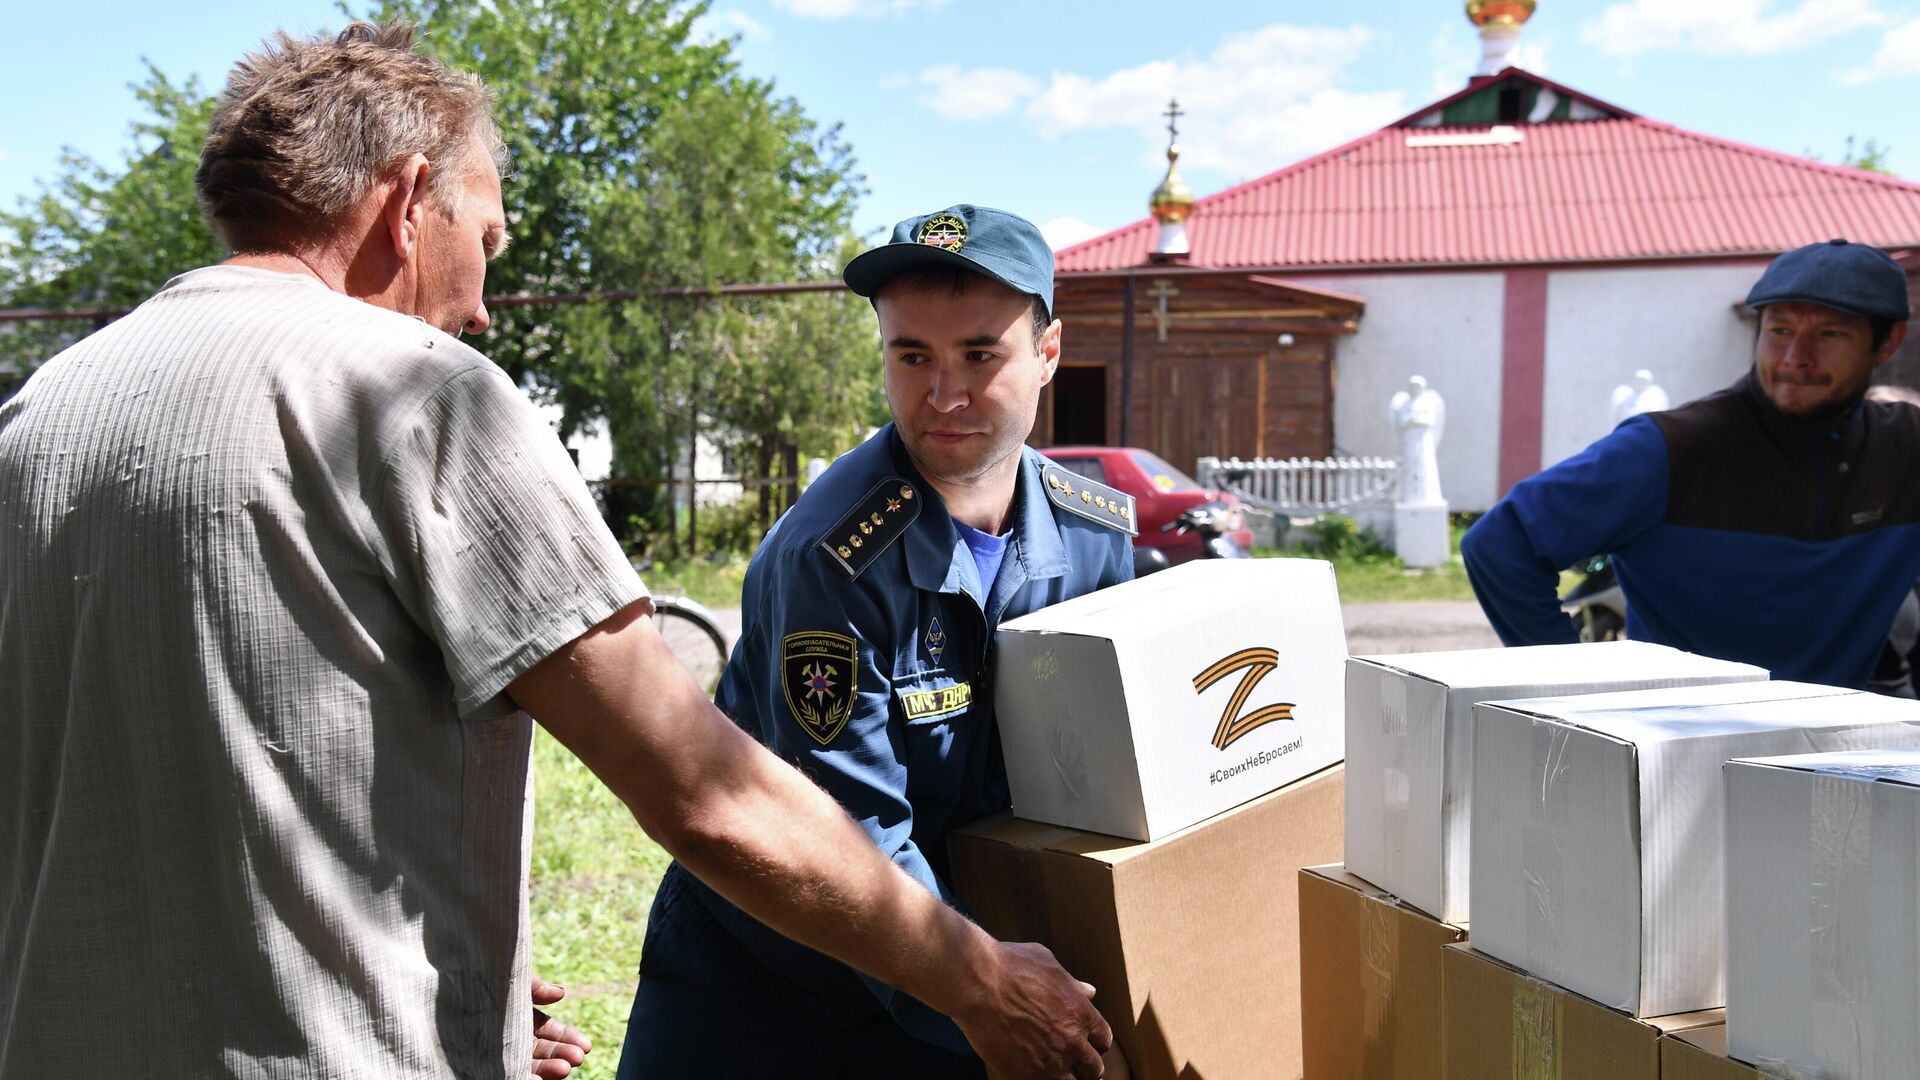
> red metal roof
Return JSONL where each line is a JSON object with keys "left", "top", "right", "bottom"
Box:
{"left": 1056, "top": 87, "right": 1920, "bottom": 273}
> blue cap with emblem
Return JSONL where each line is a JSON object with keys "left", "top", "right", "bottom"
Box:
{"left": 1746, "top": 239, "right": 1911, "bottom": 322}
{"left": 842, "top": 204, "right": 1055, "bottom": 315}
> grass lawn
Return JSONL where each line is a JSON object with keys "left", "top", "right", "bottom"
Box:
{"left": 1256, "top": 519, "right": 1479, "bottom": 603}
{"left": 634, "top": 554, "right": 751, "bottom": 608}
{"left": 529, "top": 729, "right": 668, "bottom": 1070}
{"left": 1263, "top": 548, "right": 1477, "bottom": 603}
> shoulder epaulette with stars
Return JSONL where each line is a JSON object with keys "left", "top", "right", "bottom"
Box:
{"left": 816, "top": 477, "right": 922, "bottom": 580}
{"left": 1042, "top": 464, "right": 1138, "bottom": 536}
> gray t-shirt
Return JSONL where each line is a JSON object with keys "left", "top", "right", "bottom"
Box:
{"left": 0, "top": 266, "right": 645, "bottom": 1077}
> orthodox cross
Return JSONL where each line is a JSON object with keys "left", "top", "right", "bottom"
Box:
{"left": 1164, "top": 99, "right": 1184, "bottom": 144}
{"left": 1146, "top": 278, "right": 1180, "bottom": 343}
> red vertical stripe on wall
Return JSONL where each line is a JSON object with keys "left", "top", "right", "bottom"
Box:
{"left": 1498, "top": 268, "right": 1550, "bottom": 496}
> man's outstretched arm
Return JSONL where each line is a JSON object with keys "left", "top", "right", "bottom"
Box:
{"left": 508, "top": 601, "right": 1113, "bottom": 1080}
{"left": 1461, "top": 416, "right": 1670, "bottom": 645}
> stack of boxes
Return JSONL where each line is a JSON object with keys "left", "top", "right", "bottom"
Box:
{"left": 1305, "top": 643, "right": 1767, "bottom": 1080}
{"left": 946, "top": 556, "right": 1920, "bottom": 1079}
{"left": 951, "top": 558, "right": 1352, "bottom": 1079}
{"left": 1319, "top": 655, "right": 1920, "bottom": 1080}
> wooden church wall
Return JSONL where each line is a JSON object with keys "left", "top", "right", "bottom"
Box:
{"left": 1039, "top": 276, "right": 1340, "bottom": 474}
{"left": 1037, "top": 319, "right": 1335, "bottom": 473}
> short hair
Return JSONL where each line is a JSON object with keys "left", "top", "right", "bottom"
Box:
{"left": 1869, "top": 317, "right": 1898, "bottom": 352}
{"left": 877, "top": 267, "right": 1052, "bottom": 347}
{"left": 194, "top": 21, "right": 505, "bottom": 252}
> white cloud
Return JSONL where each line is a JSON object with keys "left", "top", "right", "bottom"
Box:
{"left": 1842, "top": 16, "right": 1920, "bottom": 82}
{"left": 690, "top": 9, "right": 770, "bottom": 44}
{"left": 1020, "top": 24, "right": 1406, "bottom": 177}
{"left": 1040, "top": 216, "right": 1106, "bottom": 251}
{"left": 915, "top": 65, "right": 1042, "bottom": 120}
{"left": 1581, "top": 0, "right": 1890, "bottom": 56}
{"left": 0, "top": 148, "right": 11, "bottom": 164}
{"left": 773, "top": 0, "right": 945, "bottom": 17}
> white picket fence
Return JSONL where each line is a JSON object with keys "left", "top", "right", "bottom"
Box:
{"left": 1196, "top": 455, "right": 1400, "bottom": 517}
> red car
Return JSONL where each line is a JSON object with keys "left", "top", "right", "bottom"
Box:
{"left": 1043, "top": 445, "right": 1255, "bottom": 564}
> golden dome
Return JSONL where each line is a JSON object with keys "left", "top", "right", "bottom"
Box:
{"left": 1151, "top": 145, "right": 1195, "bottom": 224}
{"left": 1150, "top": 99, "right": 1195, "bottom": 224}
{"left": 1466, "top": 0, "right": 1536, "bottom": 29}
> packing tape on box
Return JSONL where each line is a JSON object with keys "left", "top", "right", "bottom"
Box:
{"left": 1382, "top": 675, "right": 1410, "bottom": 888}
{"left": 1523, "top": 723, "right": 1575, "bottom": 976}
{"left": 1807, "top": 773, "right": 1872, "bottom": 1079}
{"left": 1360, "top": 896, "right": 1397, "bottom": 1059}
{"left": 1510, "top": 978, "right": 1564, "bottom": 1080}
{"left": 1746, "top": 1056, "right": 1822, "bottom": 1080}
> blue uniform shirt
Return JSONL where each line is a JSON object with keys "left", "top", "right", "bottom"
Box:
{"left": 654, "top": 424, "right": 1133, "bottom": 1053}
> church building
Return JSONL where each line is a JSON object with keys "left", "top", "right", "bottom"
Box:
{"left": 1044, "top": 0, "right": 1920, "bottom": 511}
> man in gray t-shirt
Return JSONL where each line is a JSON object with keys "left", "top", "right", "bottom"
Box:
{"left": 0, "top": 22, "right": 1112, "bottom": 1080}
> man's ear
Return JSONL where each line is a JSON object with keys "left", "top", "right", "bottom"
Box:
{"left": 380, "top": 153, "right": 433, "bottom": 261}
{"left": 1038, "top": 318, "right": 1063, "bottom": 386}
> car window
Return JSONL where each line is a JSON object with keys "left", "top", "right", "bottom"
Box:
{"left": 1128, "top": 450, "right": 1202, "bottom": 493}
{"left": 1051, "top": 456, "right": 1106, "bottom": 485}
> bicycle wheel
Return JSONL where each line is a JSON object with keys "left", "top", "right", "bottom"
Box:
{"left": 653, "top": 597, "right": 732, "bottom": 696}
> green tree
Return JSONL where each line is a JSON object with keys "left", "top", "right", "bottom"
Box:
{"left": 1842, "top": 136, "right": 1894, "bottom": 176}
{"left": 1808, "top": 135, "right": 1897, "bottom": 176}
{"left": 0, "top": 69, "right": 220, "bottom": 396}
{"left": 376, "top": 0, "right": 881, "bottom": 552}
{"left": 1, "top": 2, "right": 886, "bottom": 554}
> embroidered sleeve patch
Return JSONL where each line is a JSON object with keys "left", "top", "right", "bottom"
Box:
{"left": 782, "top": 631, "right": 859, "bottom": 745}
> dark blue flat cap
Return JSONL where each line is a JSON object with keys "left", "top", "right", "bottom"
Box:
{"left": 1747, "top": 239, "right": 1910, "bottom": 322}
{"left": 843, "top": 204, "right": 1055, "bottom": 315}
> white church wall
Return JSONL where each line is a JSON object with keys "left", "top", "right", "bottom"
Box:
{"left": 1309, "top": 270, "right": 1508, "bottom": 513}
{"left": 1540, "top": 261, "right": 1764, "bottom": 470}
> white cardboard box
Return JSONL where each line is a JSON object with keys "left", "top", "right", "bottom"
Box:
{"left": 994, "top": 558, "right": 1345, "bottom": 841}
{"left": 1725, "top": 749, "right": 1920, "bottom": 1080}
{"left": 1472, "top": 682, "right": 1920, "bottom": 1018}
{"left": 1344, "top": 642, "right": 1766, "bottom": 923}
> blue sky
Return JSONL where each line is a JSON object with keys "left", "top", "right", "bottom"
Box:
{"left": 5, "top": 0, "right": 1918, "bottom": 254}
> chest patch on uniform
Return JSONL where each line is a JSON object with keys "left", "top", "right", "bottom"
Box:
{"left": 925, "top": 616, "right": 947, "bottom": 666}
{"left": 782, "top": 631, "right": 859, "bottom": 745}
{"left": 817, "top": 477, "right": 922, "bottom": 580}
{"left": 897, "top": 678, "right": 973, "bottom": 724}
{"left": 1042, "top": 465, "right": 1138, "bottom": 536}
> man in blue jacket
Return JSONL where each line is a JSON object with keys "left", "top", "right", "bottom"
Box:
{"left": 618, "top": 206, "right": 1135, "bottom": 1078}
{"left": 1463, "top": 239, "right": 1915, "bottom": 687}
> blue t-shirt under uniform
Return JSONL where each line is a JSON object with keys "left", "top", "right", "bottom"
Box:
{"left": 953, "top": 519, "right": 1010, "bottom": 600}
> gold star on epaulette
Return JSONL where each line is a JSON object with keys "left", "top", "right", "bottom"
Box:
{"left": 1041, "top": 463, "right": 1138, "bottom": 537}
{"left": 818, "top": 476, "right": 923, "bottom": 579}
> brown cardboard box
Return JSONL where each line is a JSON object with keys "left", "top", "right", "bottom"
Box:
{"left": 1439, "top": 944, "right": 1721, "bottom": 1080}
{"left": 1661, "top": 1026, "right": 1768, "bottom": 1080}
{"left": 948, "top": 763, "right": 1344, "bottom": 1080}
{"left": 1299, "top": 865, "right": 1466, "bottom": 1080}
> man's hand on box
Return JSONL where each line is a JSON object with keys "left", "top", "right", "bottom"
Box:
{"left": 529, "top": 973, "right": 591, "bottom": 1079}
{"left": 955, "top": 940, "right": 1113, "bottom": 1080}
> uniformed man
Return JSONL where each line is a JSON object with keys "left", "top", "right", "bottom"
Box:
{"left": 617, "top": 206, "right": 1135, "bottom": 1078}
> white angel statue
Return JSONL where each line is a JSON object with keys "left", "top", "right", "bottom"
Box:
{"left": 1389, "top": 375, "right": 1446, "bottom": 505}
{"left": 1609, "top": 370, "right": 1670, "bottom": 428}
